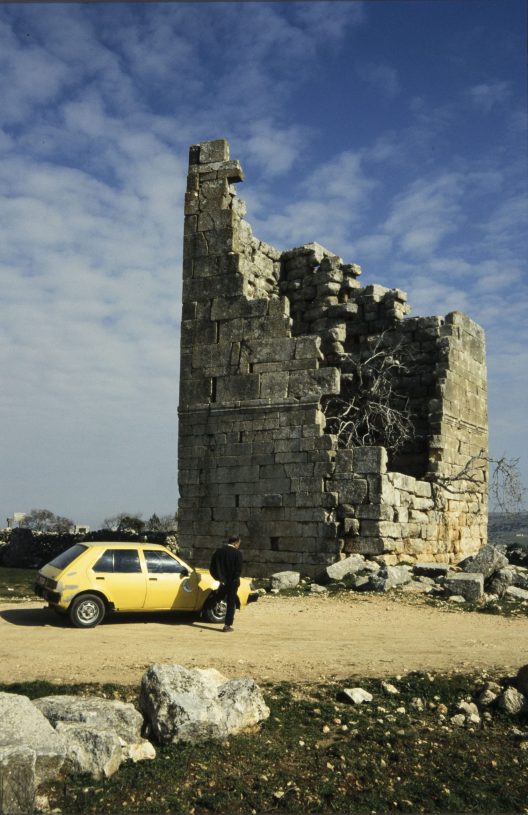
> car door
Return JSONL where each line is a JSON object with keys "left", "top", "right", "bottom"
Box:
{"left": 142, "top": 550, "right": 198, "bottom": 610}
{"left": 91, "top": 548, "right": 147, "bottom": 610}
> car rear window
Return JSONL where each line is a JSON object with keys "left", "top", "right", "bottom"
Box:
{"left": 93, "top": 549, "right": 142, "bottom": 573}
{"left": 48, "top": 544, "right": 87, "bottom": 570}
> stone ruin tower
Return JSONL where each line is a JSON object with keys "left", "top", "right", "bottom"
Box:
{"left": 178, "top": 139, "right": 488, "bottom": 575}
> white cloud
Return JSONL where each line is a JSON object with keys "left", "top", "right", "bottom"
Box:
{"left": 468, "top": 80, "right": 511, "bottom": 112}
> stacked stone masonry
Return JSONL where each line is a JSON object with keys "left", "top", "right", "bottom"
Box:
{"left": 178, "top": 139, "right": 488, "bottom": 575}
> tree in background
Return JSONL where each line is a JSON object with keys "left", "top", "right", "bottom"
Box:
{"left": 21, "top": 508, "right": 74, "bottom": 533}
{"left": 102, "top": 513, "right": 145, "bottom": 533}
{"left": 147, "top": 512, "right": 178, "bottom": 532}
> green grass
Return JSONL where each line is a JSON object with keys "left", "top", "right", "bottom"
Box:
{"left": 0, "top": 565, "right": 37, "bottom": 599}
{"left": 3, "top": 672, "right": 525, "bottom": 815}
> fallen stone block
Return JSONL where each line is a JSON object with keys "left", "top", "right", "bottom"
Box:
{"left": 459, "top": 544, "right": 508, "bottom": 579}
{"left": 140, "top": 664, "right": 270, "bottom": 744}
{"left": 316, "top": 554, "right": 366, "bottom": 584}
{"left": 270, "top": 571, "right": 300, "bottom": 591}
{"left": 0, "top": 693, "right": 66, "bottom": 785}
{"left": 444, "top": 573, "right": 483, "bottom": 602}
{"left": 498, "top": 687, "right": 528, "bottom": 715}
{"left": 505, "top": 585, "right": 528, "bottom": 601}
{"left": 413, "top": 563, "right": 449, "bottom": 579}
{"left": 368, "top": 565, "right": 412, "bottom": 592}
{"left": 33, "top": 694, "right": 155, "bottom": 779}
{"left": 488, "top": 568, "right": 513, "bottom": 597}
{"left": 0, "top": 746, "right": 36, "bottom": 815}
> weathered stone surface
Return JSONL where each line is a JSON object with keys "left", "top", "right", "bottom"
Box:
{"left": 505, "top": 585, "right": 528, "bottom": 601}
{"left": 139, "top": 664, "right": 270, "bottom": 744}
{"left": 444, "top": 572, "right": 484, "bottom": 602}
{"left": 0, "top": 747, "right": 36, "bottom": 815}
{"left": 33, "top": 695, "right": 154, "bottom": 777}
{"left": 0, "top": 693, "right": 66, "bottom": 784}
{"left": 338, "top": 688, "right": 373, "bottom": 705}
{"left": 459, "top": 544, "right": 508, "bottom": 579}
{"left": 178, "top": 139, "right": 488, "bottom": 576}
{"left": 368, "top": 565, "right": 412, "bottom": 592}
{"left": 488, "top": 567, "right": 513, "bottom": 597}
{"left": 413, "top": 563, "right": 449, "bottom": 579}
{"left": 315, "top": 554, "right": 366, "bottom": 584}
{"left": 270, "top": 571, "right": 300, "bottom": 590}
{"left": 498, "top": 687, "right": 528, "bottom": 715}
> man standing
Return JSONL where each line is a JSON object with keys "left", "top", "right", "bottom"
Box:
{"left": 209, "top": 535, "right": 243, "bottom": 632}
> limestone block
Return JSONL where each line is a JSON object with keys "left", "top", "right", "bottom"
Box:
{"left": 0, "top": 693, "right": 66, "bottom": 785}
{"left": 140, "top": 665, "right": 269, "bottom": 745}
{"left": 198, "top": 139, "right": 229, "bottom": 164}
{"left": 444, "top": 572, "right": 483, "bottom": 601}
{"left": 335, "top": 477, "right": 368, "bottom": 505}
{"left": 294, "top": 336, "right": 324, "bottom": 360}
{"left": 260, "top": 371, "right": 290, "bottom": 400}
{"left": 353, "top": 447, "right": 388, "bottom": 474}
{"left": 458, "top": 544, "right": 508, "bottom": 579}
{"left": 288, "top": 368, "right": 340, "bottom": 399}
{"left": 270, "top": 571, "right": 300, "bottom": 590}
{"left": 210, "top": 297, "right": 268, "bottom": 321}
{"left": 413, "top": 563, "right": 449, "bottom": 579}
{"left": 216, "top": 374, "right": 260, "bottom": 403}
{"left": 0, "top": 746, "right": 36, "bottom": 815}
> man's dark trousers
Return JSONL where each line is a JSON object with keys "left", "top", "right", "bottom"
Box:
{"left": 216, "top": 578, "right": 240, "bottom": 626}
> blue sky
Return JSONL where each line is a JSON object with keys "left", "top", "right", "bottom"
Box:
{"left": 0, "top": 1, "right": 526, "bottom": 528}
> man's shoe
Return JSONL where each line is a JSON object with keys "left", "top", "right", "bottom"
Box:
{"left": 222, "top": 625, "right": 234, "bottom": 632}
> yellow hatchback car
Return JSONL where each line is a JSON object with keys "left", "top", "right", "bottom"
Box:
{"left": 34, "top": 542, "right": 258, "bottom": 628}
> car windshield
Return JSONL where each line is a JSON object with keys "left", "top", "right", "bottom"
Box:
{"left": 48, "top": 544, "right": 88, "bottom": 570}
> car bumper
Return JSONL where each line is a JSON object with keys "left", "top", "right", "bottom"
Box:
{"left": 34, "top": 583, "right": 61, "bottom": 604}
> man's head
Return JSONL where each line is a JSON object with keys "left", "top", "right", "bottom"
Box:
{"left": 228, "top": 535, "right": 241, "bottom": 548}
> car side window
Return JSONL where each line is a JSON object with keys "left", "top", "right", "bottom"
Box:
{"left": 93, "top": 549, "right": 142, "bottom": 573}
{"left": 144, "top": 550, "right": 187, "bottom": 574}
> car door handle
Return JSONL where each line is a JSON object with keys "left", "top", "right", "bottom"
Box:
{"left": 96, "top": 577, "right": 105, "bottom": 581}
{"left": 148, "top": 577, "right": 158, "bottom": 581}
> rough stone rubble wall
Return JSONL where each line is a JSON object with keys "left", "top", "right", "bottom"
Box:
{"left": 178, "top": 139, "right": 488, "bottom": 575}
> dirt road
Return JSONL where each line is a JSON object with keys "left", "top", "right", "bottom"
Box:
{"left": 0, "top": 594, "right": 525, "bottom": 686}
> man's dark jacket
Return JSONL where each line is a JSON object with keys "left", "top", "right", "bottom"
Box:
{"left": 210, "top": 544, "right": 243, "bottom": 583}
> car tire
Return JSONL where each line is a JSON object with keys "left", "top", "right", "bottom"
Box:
{"left": 202, "top": 597, "right": 227, "bottom": 624}
{"left": 69, "top": 594, "right": 106, "bottom": 628}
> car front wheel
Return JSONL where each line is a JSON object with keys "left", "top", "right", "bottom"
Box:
{"left": 202, "top": 597, "right": 227, "bottom": 624}
{"left": 69, "top": 593, "right": 106, "bottom": 628}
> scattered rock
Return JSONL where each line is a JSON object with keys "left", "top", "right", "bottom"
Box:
{"left": 450, "top": 713, "right": 467, "bottom": 727}
{"left": 0, "top": 746, "right": 36, "bottom": 815}
{"left": 487, "top": 568, "right": 513, "bottom": 597}
{"left": 33, "top": 695, "right": 154, "bottom": 779}
{"left": 459, "top": 544, "right": 508, "bottom": 579}
{"left": 337, "top": 688, "right": 373, "bottom": 705}
{"left": 309, "top": 583, "right": 328, "bottom": 594}
{"left": 410, "top": 697, "right": 424, "bottom": 712}
{"left": 0, "top": 693, "right": 66, "bottom": 785}
{"left": 139, "top": 664, "right": 270, "bottom": 744}
{"left": 270, "top": 571, "right": 300, "bottom": 591}
{"left": 477, "top": 682, "right": 501, "bottom": 706}
{"left": 448, "top": 595, "right": 466, "bottom": 603}
{"left": 316, "top": 554, "right": 366, "bottom": 584}
{"left": 444, "top": 573, "right": 483, "bottom": 602}
{"left": 505, "top": 585, "right": 528, "bottom": 601}
{"left": 413, "top": 563, "right": 450, "bottom": 579}
{"left": 381, "top": 681, "right": 399, "bottom": 695}
{"left": 499, "top": 687, "right": 528, "bottom": 715}
{"left": 457, "top": 701, "right": 481, "bottom": 725}
{"left": 368, "top": 565, "right": 412, "bottom": 592}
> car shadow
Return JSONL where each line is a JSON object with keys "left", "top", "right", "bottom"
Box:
{"left": 0, "top": 607, "right": 219, "bottom": 629}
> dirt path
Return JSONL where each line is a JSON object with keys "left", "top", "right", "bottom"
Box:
{"left": 0, "top": 594, "right": 525, "bottom": 686}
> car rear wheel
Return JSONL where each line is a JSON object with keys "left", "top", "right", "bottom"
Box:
{"left": 69, "top": 593, "right": 106, "bottom": 628}
{"left": 202, "top": 597, "right": 227, "bottom": 624}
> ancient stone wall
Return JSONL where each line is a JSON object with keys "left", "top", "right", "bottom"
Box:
{"left": 178, "top": 139, "right": 488, "bottom": 575}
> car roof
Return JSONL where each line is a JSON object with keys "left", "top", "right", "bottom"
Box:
{"left": 81, "top": 541, "right": 172, "bottom": 550}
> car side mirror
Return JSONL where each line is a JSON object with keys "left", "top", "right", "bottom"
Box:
{"left": 180, "top": 567, "right": 189, "bottom": 577}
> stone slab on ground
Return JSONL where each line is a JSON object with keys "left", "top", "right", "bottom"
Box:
{"left": 0, "top": 746, "right": 36, "bottom": 815}
{"left": 0, "top": 692, "right": 66, "bottom": 784}
{"left": 444, "top": 572, "right": 484, "bottom": 602}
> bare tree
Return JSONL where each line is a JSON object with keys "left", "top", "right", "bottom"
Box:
{"left": 322, "top": 333, "right": 415, "bottom": 456}
{"left": 21, "top": 508, "right": 74, "bottom": 533}
{"left": 429, "top": 451, "right": 525, "bottom": 515}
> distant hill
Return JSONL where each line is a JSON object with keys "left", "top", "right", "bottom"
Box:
{"left": 488, "top": 512, "right": 528, "bottom": 548}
